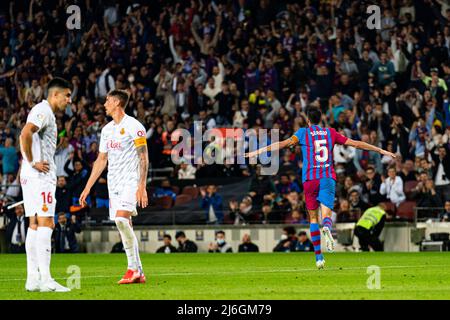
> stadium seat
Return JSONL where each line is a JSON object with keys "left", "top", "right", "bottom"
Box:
{"left": 396, "top": 201, "right": 416, "bottom": 221}
{"left": 155, "top": 196, "right": 173, "bottom": 209}
{"left": 381, "top": 202, "right": 396, "bottom": 215}
{"left": 174, "top": 194, "right": 193, "bottom": 206}
{"left": 182, "top": 186, "right": 199, "bottom": 199}
{"left": 172, "top": 186, "right": 180, "bottom": 195}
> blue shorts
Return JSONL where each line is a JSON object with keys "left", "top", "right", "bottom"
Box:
{"left": 303, "top": 178, "right": 336, "bottom": 210}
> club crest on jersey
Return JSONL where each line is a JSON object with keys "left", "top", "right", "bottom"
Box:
{"left": 120, "top": 128, "right": 125, "bottom": 135}
{"left": 42, "top": 204, "right": 48, "bottom": 212}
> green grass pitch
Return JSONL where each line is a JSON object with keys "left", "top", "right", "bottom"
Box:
{"left": 0, "top": 252, "right": 449, "bottom": 300}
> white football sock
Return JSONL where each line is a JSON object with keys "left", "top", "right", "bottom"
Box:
{"left": 36, "top": 227, "right": 53, "bottom": 283}
{"left": 115, "top": 217, "right": 137, "bottom": 270}
{"left": 25, "top": 228, "right": 39, "bottom": 281}
{"left": 133, "top": 233, "right": 143, "bottom": 274}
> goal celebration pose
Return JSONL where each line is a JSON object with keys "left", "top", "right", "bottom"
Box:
{"left": 79, "top": 89, "right": 149, "bottom": 284}
{"left": 246, "top": 107, "right": 395, "bottom": 268}
{"left": 20, "top": 77, "right": 72, "bottom": 292}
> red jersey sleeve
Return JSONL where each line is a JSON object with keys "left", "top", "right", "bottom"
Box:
{"left": 330, "top": 128, "right": 348, "bottom": 145}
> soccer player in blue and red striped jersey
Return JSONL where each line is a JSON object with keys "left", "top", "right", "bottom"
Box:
{"left": 246, "top": 107, "right": 395, "bottom": 268}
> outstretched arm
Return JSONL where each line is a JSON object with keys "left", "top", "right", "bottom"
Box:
{"left": 345, "top": 139, "right": 396, "bottom": 158}
{"left": 79, "top": 152, "right": 107, "bottom": 206}
{"left": 245, "top": 136, "right": 297, "bottom": 158}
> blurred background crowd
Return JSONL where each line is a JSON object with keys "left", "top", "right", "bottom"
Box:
{"left": 0, "top": 0, "right": 449, "bottom": 229}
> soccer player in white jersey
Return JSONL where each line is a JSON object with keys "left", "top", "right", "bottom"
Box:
{"left": 79, "top": 89, "right": 149, "bottom": 284}
{"left": 19, "top": 77, "right": 72, "bottom": 292}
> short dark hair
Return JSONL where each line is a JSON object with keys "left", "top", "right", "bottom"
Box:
{"left": 298, "top": 231, "right": 307, "bottom": 237}
{"left": 306, "top": 107, "right": 322, "bottom": 125}
{"left": 283, "top": 226, "right": 296, "bottom": 236}
{"left": 47, "top": 77, "right": 72, "bottom": 92}
{"left": 57, "top": 212, "right": 66, "bottom": 217}
{"left": 163, "top": 234, "right": 172, "bottom": 240}
{"left": 175, "top": 231, "right": 186, "bottom": 239}
{"left": 108, "top": 89, "right": 130, "bottom": 108}
{"left": 216, "top": 230, "right": 225, "bottom": 236}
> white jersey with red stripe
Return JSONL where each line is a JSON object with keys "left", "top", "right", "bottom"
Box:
{"left": 99, "top": 114, "right": 147, "bottom": 193}
{"left": 20, "top": 99, "right": 57, "bottom": 184}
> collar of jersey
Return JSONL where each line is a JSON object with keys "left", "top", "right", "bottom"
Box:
{"left": 113, "top": 114, "right": 128, "bottom": 127}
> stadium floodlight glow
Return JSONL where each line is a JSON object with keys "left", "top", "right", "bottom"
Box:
{"left": 171, "top": 121, "right": 279, "bottom": 175}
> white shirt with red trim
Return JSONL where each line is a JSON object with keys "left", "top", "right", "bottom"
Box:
{"left": 20, "top": 100, "right": 57, "bottom": 183}
{"left": 99, "top": 115, "right": 147, "bottom": 192}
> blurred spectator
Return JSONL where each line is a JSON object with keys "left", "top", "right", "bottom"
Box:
{"left": 94, "top": 171, "right": 109, "bottom": 208}
{"left": 273, "top": 226, "right": 297, "bottom": 253}
{"left": 5, "top": 204, "right": 27, "bottom": 253}
{"left": 259, "top": 201, "right": 283, "bottom": 224}
{"left": 208, "top": 230, "right": 232, "bottom": 253}
{"left": 430, "top": 145, "right": 450, "bottom": 204}
{"left": 200, "top": 185, "right": 223, "bottom": 224}
{"left": 238, "top": 234, "right": 259, "bottom": 253}
{"left": 154, "top": 179, "right": 177, "bottom": 201}
{"left": 65, "top": 156, "right": 90, "bottom": 206}
{"left": 248, "top": 165, "right": 277, "bottom": 206}
{"left": 156, "top": 234, "right": 177, "bottom": 253}
{"left": 177, "top": 159, "right": 197, "bottom": 180}
{"left": 55, "top": 176, "right": 72, "bottom": 215}
{"left": 361, "top": 166, "right": 384, "bottom": 205}
{"left": 349, "top": 190, "right": 370, "bottom": 214}
{"left": 175, "top": 231, "right": 198, "bottom": 253}
{"left": 380, "top": 167, "right": 406, "bottom": 207}
{"left": 353, "top": 134, "right": 382, "bottom": 176}
{"left": 229, "top": 196, "right": 255, "bottom": 225}
{"left": 55, "top": 137, "right": 74, "bottom": 177}
{"left": 295, "top": 231, "right": 314, "bottom": 252}
{"left": 53, "top": 212, "right": 81, "bottom": 253}
{"left": 276, "top": 174, "right": 300, "bottom": 196}
{"left": 397, "top": 159, "right": 417, "bottom": 183}
{"left": 415, "top": 178, "right": 443, "bottom": 208}
{"left": 439, "top": 201, "right": 450, "bottom": 222}
{"left": 286, "top": 209, "right": 308, "bottom": 224}
{"left": 0, "top": 138, "right": 17, "bottom": 183}
{"left": 337, "top": 199, "right": 356, "bottom": 223}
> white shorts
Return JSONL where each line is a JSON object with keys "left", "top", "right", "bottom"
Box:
{"left": 20, "top": 177, "right": 56, "bottom": 218}
{"left": 109, "top": 184, "right": 138, "bottom": 220}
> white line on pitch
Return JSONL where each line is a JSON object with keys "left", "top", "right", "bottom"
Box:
{"left": 0, "top": 264, "right": 447, "bottom": 282}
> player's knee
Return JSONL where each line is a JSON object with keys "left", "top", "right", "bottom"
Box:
{"left": 308, "top": 211, "right": 319, "bottom": 221}
{"left": 115, "top": 216, "right": 129, "bottom": 228}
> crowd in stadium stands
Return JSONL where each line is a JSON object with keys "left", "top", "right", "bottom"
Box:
{"left": 0, "top": 0, "right": 450, "bottom": 229}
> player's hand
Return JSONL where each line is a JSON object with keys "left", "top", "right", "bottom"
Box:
{"left": 79, "top": 188, "right": 90, "bottom": 207}
{"left": 380, "top": 149, "right": 396, "bottom": 159}
{"left": 32, "top": 161, "right": 50, "bottom": 173}
{"left": 244, "top": 151, "right": 259, "bottom": 158}
{"left": 136, "top": 186, "right": 148, "bottom": 208}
